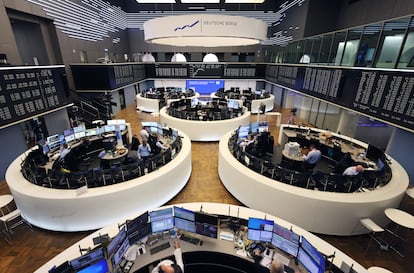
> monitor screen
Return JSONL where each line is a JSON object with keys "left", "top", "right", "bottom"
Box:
{"left": 77, "top": 259, "right": 109, "bottom": 273}
{"left": 194, "top": 212, "right": 218, "bottom": 226}
{"left": 247, "top": 217, "right": 274, "bottom": 243}
{"left": 271, "top": 223, "right": 300, "bottom": 257}
{"left": 128, "top": 222, "right": 152, "bottom": 245}
{"left": 150, "top": 208, "right": 173, "bottom": 222}
{"left": 104, "top": 125, "right": 116, "bottom": 132}
{"left": 175, "top": 217, "right": 196, "bottom": 233}
{"left": 65, "top": 134, "right": 75, "bottom": 143}
{"left": 191, "top": 97, "right": 198, "bottom": 107}
{"left": 186, "top": 80, "right": 225, "bottom": 96}
{"left": 47, "top": 134, "right": 60, "bottom": 144}
{"left": 297, "top": 247, "right": 323, "bottom": 273}
{"left": 96, "top": 127, "right": 105, "bottom": 135}
{"left": 250, "top": 122, "right": 259, "bottom": 134}
{"left": 48, "top": 261, "right": 71, "bottom": 273}
{"left": 70, "top": 248, "right": 105, "bottom": 270}
{"left": 119, "top": 124, "right": 126, "bottom": 131}
{"left": 301, "top": 237, "right": 325, "bottom": 269}
{"left": 258, "top": 122, "right": 269, "bottom": 133}
{"left": 195, "top": 222, "right": 218, "bottom": 239}
{"left": 151, "top": 217, "right": 174, "bottom": 233}
{"left": 141, "top": 121, "right": 151, "bottom": 128}
{"left": 111, "top": 238, "right": 129, "bottom": 268}
{"left": 42, "top": 144, "right": 50, "bottom": 155}
{"left": 73, "top": 125, "right": 86, "bottom": 134}
{"left": 63, "top": 128, "right": 74, "bottom": 137}
{"left": 107, "top": 119, "right": 125, "bottom": 125}
{"left": 366, "top": 144, "right": 385, "bottom": 161}
{"left": 126, "top": 211, "right": 149, "bottom": 235}
{"left": 174, "top": 206, "right": 195, "bottom": 221}
{"left": 106, "top": 226, "right": 126, "bottom": 258}
{"left": 74, "top": 131, "right": 86, "bottom": 139}
{"left": 85, "top": 129, "right": 97, "bottom": 137}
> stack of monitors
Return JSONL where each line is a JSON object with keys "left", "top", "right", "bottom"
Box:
{"left": 64, "top": 128, "right": 75, "bottom": 143}
{"left": 297, "top": 236, "right": 325, "bottom": 273}
{"left": 194, "top": 211, "right": 219, "bottom": 239}
{"left": 70, "top": 248, "right": 105, "bottom": 271}
{"left": 227, "top": 99, "right": 239, "bottom": 110}
{"left": 142, "top": 121, "right": 163, "bottom": 135}
{"left": 258, "top": 122, "right": 269, "bottom": 133}
{"left": 73, "top": 125, "right": 86, "bottom": 139}
{"left": 107, "top": 119, "right": 126, "bottom": 125}
{"left": 126, "top": 211, "right": 151, "bottom": 245}
{"left": 111, "top": 238, "right": 129, "bottom": 269}
{"left": 174, "top": 206, "right": 196, "bottom": 233}
{"left": 271, "top": 223, "right": 300, "bottom": 257}
{"left": 150, "top": 208, "right": 174, "bottom": 233}
{"left": 247, "top": 217, "right": 274, "bottom": 243}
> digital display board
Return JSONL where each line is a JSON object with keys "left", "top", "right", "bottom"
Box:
{"left": 0, "top": 66, "right": 71, "bottom": 128}
{"left": 265, "top": 64, "right": 414, "bottom": 132}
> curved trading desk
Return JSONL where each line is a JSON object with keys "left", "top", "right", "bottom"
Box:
{"left": 160, "top": 106, "right": 251, "bottom": 141}
{"left": 5, "top": 133, "right": 192, "bottom": 232}
{"left": 136, "top": 93, "right": 199, "bottom": 113}
{"left": 218, "top": 130, "right": 409, "bottom": 236}
{"left": 35, "top": 203, "right": 368, "bottom": 273}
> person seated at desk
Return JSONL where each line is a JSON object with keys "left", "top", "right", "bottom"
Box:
{"left": 343, "top": 164, "right": 364, "bottom": 176}
{"left": 238, "top": 134, "right": 255, "bottom": 151}
{"left": 131, "top": 134, "right": 140, "bottom": 151}
{"left": 59, "top": 143, "right": 71, "bottom": 160}
{"left": 152, "top": 241, "right": 183, "bottom": 273}
{"left": 137, "top": 139, "right": 152, "bottom": 161}
{"left": 155, "top": 135, "right": 168, "bottom": 153}
{"left": 252, "top": 247, "right": 298, "bottom": 273}
{"left": 303, "top": 144, "right": 321, "bottom": 170}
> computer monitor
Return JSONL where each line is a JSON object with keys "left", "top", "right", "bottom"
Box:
{"left": 271, "top": 223, "right": 300, "bottom": 257}
{"left": 150, "top": 208, "right": 174, "bottom": 233}
{"left": 42, "top": 144, "right": 50, "bottom": 155}
{"left": 47, "top": 134, "right": 60, "bottom": 144}
{"left": 70, "top": 248, "right": 105, "bottom": 270}
{"left": 175, "top": 217, "right": 196, "bottom": 233}
{"left": 96, "top": 127, "right": 105, "bottom": 135}
{"left": 191, "top": 97, "right": 198, "bottom": 107}
{"left": 195, "top": 222, "right": 218, "bottom": 239}
{"left": 194, "top": 212, "right": 218, "bottom": 226}
{"left": 48, "top": 261, "right": 71, "bottom": 273}
{"left": 104, "top": 125, "right": 116, "bottom": 132}
{"left": 111, "top": 238, "right": 129, "bottom": 269}
{"left": 73, "top": 125, "right": 86, "bottom": 134}
{"left": 258, "top": 122, "right": 269, "bottom": 133}
{"left": 300, "top": 236, "right": 325, "bottom": 269}
{"left": 126, "top": 211, "right": 149, "bottom": 235}
{"left": 107, "top": 119, "right": 125, "bottom": 125}
{"left": 174, "top": 206, "right": 195, "bottom": 221}
{"left": 85, "top": 129, "right": 97, "bottom": 137}
{"left": 65, "top": 134, "right": 75, "bottom": 143}
{"left": 128, "top": 222, "right": 152, "bottom": 245}
{"left": 247, "top": 217, "right": 274, "bottom": 243}
{"left": 141, "top": 121, "right": 151, "bottom": 128}
{"left": 63, "top": 128, "right": 74, "bottom": 137}
{"left": 238, "top": 125, "right": 250, "bottom": 138}
{"left": 297, "top": 247, "right": 323, "bottom": 273}
{"left": 77, "top": 259, "right": 109, "bottom": 273}
{"left": 366, "top": 144, "right": 385, "bottom": 162}
{"left": 250, "top": 122, "right": 259, "bottom": 134}
{"left": 106, "top": 226, "right": 126, "bottom": 258}
{"left": 74, "top": 131, "right": 86, "bottom": 139}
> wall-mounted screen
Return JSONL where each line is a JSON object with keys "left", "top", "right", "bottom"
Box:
{"left": 186, "top": 80, "right": 224, "bottom": 96}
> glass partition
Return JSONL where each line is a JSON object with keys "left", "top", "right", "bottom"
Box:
{"left": 355, "top": 23, "right": 383, "bottom": 67}
{"left": 341, "top": 28, "right": 363, "bottom": 66}
{"left": 331, "top": 31, "right": 347, "bottom": 65}
{"left": 318, "top": 34, "right": 333, "bottom": 65}
{"left": 375, "top": 17, "right": 410, "bottom": 68}
{"left": 397, "top": 17, "right": 414, "bottom": 69}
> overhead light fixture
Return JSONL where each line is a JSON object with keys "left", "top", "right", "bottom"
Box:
{"left": 142, "top": 53, "right": 156, "bottom": 62}
{"left": 136, "top": 0, "right": 175, "bottom": 3}
{"left": 203, "top": 53, "right": 219, "bottom": 62}
{"left": 225, "top": 0, "right": 265, "bottom": 3}
{"left": 171, "top": 53, "right": 187, "bottom": 62}
{"left": 144, "top": 14, "right": 267, "bottom": 47}
{"left": 181, "top": 0, "right": 219, "bottom": 3}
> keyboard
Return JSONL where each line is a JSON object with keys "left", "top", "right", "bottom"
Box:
{"left": 150, "top": 242, "right": 171, "bottom": 255}
{"left": 179, "top": 234, "right": 200, "bottom": 245}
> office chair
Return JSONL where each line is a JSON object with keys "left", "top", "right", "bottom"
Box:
{"left": 0, "top": 196, "right": 32, "bottom": 245}
{"left": 291, "top": 171, "right": 313, "bottom": 189}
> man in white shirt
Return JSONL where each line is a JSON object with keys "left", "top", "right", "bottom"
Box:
{"left": 151, "top": 241, "right": 184, "bottom": 273}
{"left": 140, "top": 127, "right": 149, "bottom": 142}
{"left": 343, "top": 165, "right": 364, "bottom": 176}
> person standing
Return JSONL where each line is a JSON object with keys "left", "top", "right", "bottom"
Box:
{"left": 137, "top": 139, "right": 151, "bottom": 161}
{"left": 151, "top": 241, "right": 184, "bottom": 273}
{"left": 140, "top": 126, "right": 150, "bottom": 142}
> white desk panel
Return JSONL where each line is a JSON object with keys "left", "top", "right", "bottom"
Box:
{"left": 136, "top": 94, "right": 161, "bottom": 113}
{"left": 218, "top": 131, "right": 409, "bottom": 235}
{"left": 5, "top": 133, "right": 192, "bottom": 232}
{"left": 160, "top": 106, "right": 251, "bottom": 141}
{"left": 251, "top": 95, "right": 275, "bottom": 114}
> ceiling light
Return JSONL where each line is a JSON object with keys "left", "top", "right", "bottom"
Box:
{"left": 225, "top": 0, "right": 265, "bottom": 3}
{"left": 142, "top": 53, "right": 156, "bottom": 62}
{"left": 144, "top": 14, "right": 267, "bottom": 47}
{"left": 171, "top": 53, "right": 187, "bottom": 62}
{"left": 136, "top": 0, "right": 175, "bottom": 3}
{"left": 203, "top": 53, "right": 219, "bottom": 62}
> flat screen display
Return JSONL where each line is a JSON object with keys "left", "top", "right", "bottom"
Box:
{"left": 194, "top": 212, "right": 218, "bottom": 226}
{"left": 73, "top": 125, "right": 85, "bottom": 134}
{"left": 174, "top": 206, "right": 195, "bottom": 221}
{"left": 271, "top": 223, "right": 300, "bottom": 257}
{"left": 47, "top": 134, "right": 60, "bottom": 143}
{"left": 104, "top": 125, "right": 116, "bottom": 132}
{"left": 63, "top": 128, "right": 74, "bottom": 137}
{"left": 77, "top": 259, "right": 109, "bottom": 273}
{"left": 48, "top": 261, "right": 71, "bottom": 273}
{"left": 186, "top": 80, "right": 225, "bottom": 96}
{"left": 301, "top": 236, "right": 325, "bottom": 269}
{"left": 70, "top": 248, "right": 104, "bottom": 270}
{"left": 106, "top": 226, "right": 126, "bottom": 258}
{"left": 195, "top": 222, "right": 218, "bottom": 239}
{"left": 85, "top": 129, "right": 97, "bottom": 137}
{"left": 126, "top": 211, "right": 149, "bottom": 235}
{"left": 151, "top": 217, "right": 174, "bottom": 233}
{"left": 141, "top": 121, "right": 151, "bottom": 127}
{"left": 74, "top": 131, "right": 85, "bottom": 139}
{"left": 128, "top": 222, "right": 152, "bottom": 245}
{"left": 111, "top": 238, "right": 129, "bottom": 268}
{"left": 175, "top": 217, "right": 196, "bottom": 233}
{"left": 64, "top": 134, "right": 75, "bottom": 143}
{"left": 297, "top": 247, "right": 323, "bottom": 273}
{"left": 247, "top": 217, "right": 274, "bottom": 243}
{"left": 96, "top": 127, "right": 105, "bottom": 135}
{"left": 107, "top": 119, "right": 125, "bottom": 125}
{"left": 150, "top": 208, "right": 173, "bottom": 222}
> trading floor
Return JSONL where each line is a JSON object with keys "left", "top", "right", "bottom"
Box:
{"left": 0, "top": 103, "right": 413, "bottom": 273}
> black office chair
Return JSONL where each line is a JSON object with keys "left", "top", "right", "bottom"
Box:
{"left": 291, "top": 171, "right": 314, "bottom": 189}
{"left": 311, "top": 171, "right": 331, "bottom": 191}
